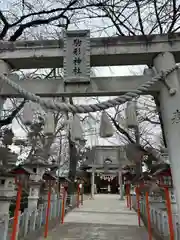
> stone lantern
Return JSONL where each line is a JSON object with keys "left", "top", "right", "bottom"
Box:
{"left": 10, "top": 165, "right": 32, "bottom": 188}
{"left": 0, "top": 172, "right": 16, "bottom": 219}
{"left": 0, "top": 147, "right": 18, "bottom": 220}
{"left": 23, "top": 154, "right": 57, "bottom": 211}
{"left": 137, "top": 173, "right": 160, "bottom": 196}
{"left": 154, "top": 164, "right": 173, "bottom": 188}
{"left": 122, "top": 171, "right": 135, "bottom": 195}
{"left": 122, "top": 171, "right": 134, "bottom": 185}
{"left": 152, "top": 163, "right": 175, "bottom": 203}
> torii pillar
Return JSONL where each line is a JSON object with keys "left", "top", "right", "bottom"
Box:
{"left": 153, "top": 52, "right": 180, "bottom": 222}
{"left": 0, "top": 60, "right": 10, "bottom": 115}
{"left": 118, "top": 170, "right": 124, "bottom": 200}
{"left": 91, "top": 169, "right": 95, "bottom": 199}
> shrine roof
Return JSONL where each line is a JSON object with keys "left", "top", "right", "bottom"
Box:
{"left": 139, "top": 172, "right": 152, "bottom": 180}
{"left": 81, "top": 145, "right": 127, "bottom": 167}
{"left": 133, "top": 172, "right": 153, "bottom": 183}
{"left": 0, "top": 171, "right": 16, "bottom": 177}
{"left": 150, "top": 162, "right": 170, "bottom": 174}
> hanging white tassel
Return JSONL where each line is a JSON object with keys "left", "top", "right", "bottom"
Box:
{"left": 44, "top": 111, "right": 55, "bottom": 135}
{"left": 23, "top": 102, "right": 34, "bottom": 125}
{"left": 125, "top": 101, "right": 138, "bottom": 128}
{"left": 99, "top": 111, "right": 114, "bottom": 138}
{"left": 70, "top": 114, "right": 83, "bottom": 141}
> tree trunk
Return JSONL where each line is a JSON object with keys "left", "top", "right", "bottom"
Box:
{"left": 67, "top": 97, "right": 78, "bottom": 195}
{"left": 68, "top": 135, "right": 78, "bottom": 195}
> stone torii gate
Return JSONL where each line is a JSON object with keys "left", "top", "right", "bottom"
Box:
{"left": 0, "top": 31, "right": 180, "bottom": 222}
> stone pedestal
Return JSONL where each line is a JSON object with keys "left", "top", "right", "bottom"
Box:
{"left": 28, "top": 182, "right": 41, "bottom": 211}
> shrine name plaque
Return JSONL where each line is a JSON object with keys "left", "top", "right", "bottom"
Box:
{"left": 64, "top": 30, "right": 90, "bottom": 84}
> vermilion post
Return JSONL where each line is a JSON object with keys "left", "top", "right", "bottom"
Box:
{"left": 164, "top": 187, "right": 174, "bottom": 240}
{"left": 81, "top": 193, "right": 83, "bottom": 205}
{"left": 145, "top": 192, "right": 152, "bottom": 240}
{"left": 81, "top": 184, "right": 83, "bottom": 205}
{"left": 61, "top": 187, "right": 66, "bottom": 224}
{"left": 126, "top": 184, "right": 129, "bottom": 208}
{"left": 129, "top": 184, "right": 132, "bottom": 210}
{"left": 136, "top": 187, "right": 141, "bottom": 227}
{"left": 11, "top": 182, "right": 22, "bottom": 240}
{"left": 44, "top": 182, "right": 51, "bottom": 238}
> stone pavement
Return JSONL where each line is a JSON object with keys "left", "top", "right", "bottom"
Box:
{"left": 39, "top": 194, "right": 152, "bottom": 239}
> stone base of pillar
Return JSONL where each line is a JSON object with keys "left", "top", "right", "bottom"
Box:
{"left": 119, "top": 185, "right": 124, "bottom": 200}
{"left": 91, "top": 170, "right": 95, "bottom": 199}
{"left": 118, "top": 170, "right": 124, "bottom": 201}
{"left": 89, "top": 196, "right": 95, "bottom": 200}
{"left": 119, "top": 196, "right": 124, "bottom": 200}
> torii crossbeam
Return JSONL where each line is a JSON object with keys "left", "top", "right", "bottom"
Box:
{"left": 1, "top": 74, "right": 160, "bottom": 97}
{"left": 1, "top": 33, "right": 180, "bottom": 69}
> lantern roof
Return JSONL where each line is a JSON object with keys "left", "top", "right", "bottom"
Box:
{"left": 152, "top": 163, "right": 171, "bottom": 176}
{"left": 122, "top": 165, "right": 131, "bottom": 171}
{"left": 123, "top": 172, "right": 136, "bottom": 181}
{"left": 0, "top": 170, "right": 16, "bottom": 177}
{"left": 58, "top": 176, "right": 71, "bottom": 182}
{"left": 138, "top": 172, "right": 152, "bottom": 181}
{"left": 43, "top": 172, "right": 57, "bottom": 180}
{"left": 10, "top": 165, "right": 34, "bottom": 175}
{"left": 122, "top": 171, "right": 131, "bottom": 177}
{"left": 76, "top": 169, "right": 88, "bottom": 177}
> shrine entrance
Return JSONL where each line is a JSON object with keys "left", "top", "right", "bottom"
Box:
{"left": 95, "top": 173, "right": 118, "bottom": 194}
{"left": 86, "top": 145, "right": 127, "bottom": 198}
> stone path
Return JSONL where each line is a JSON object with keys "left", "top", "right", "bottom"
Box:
{"left": 39, "top": 194, "right": 152, "bottom": 239}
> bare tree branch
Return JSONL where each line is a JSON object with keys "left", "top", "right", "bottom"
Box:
{"left": 141, "top": 117, "right": 160, "bottom": 125}
{"left": 0, "top": 99, "right": 26, "bottom": 127}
